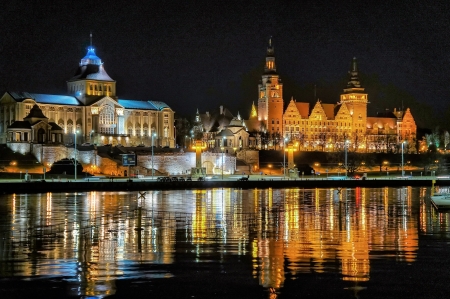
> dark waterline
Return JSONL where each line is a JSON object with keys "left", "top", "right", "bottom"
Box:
{"left": 0, "top": 187, "right": 449, "bottom": 298}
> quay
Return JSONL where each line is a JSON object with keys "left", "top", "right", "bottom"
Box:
{"left": 0, "top": 175, "right": 442, "bottom": 194}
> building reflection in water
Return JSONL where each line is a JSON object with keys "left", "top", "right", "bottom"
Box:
{"left": 1, "top": 186, "right": 442, "bottom": 297}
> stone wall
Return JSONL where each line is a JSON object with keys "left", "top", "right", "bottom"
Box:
{"left": 138, "top": 152, "right": 236, "bottom": 176}
{"left": 236, "top": 150, "right": 259, "bottom": 171}
{"left": 29, "top": 145, "right": 239, "bottom": 176}
{"left": 7, "top": 142, "right": 31, "bottom": 155}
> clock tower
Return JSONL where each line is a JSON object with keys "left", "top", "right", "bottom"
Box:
{"left": 339, "top": 57, "right": 368, "bottom": 138}
{"left": 258, "top": 38, "right": 284, "bottom": 135}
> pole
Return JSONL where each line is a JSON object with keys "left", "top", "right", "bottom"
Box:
{"left": 74, "top": 131, "right": 77, "bottom": 181}
{"left": 283, "top": 138, "right": 286, "bottom": 179}
{"left": 222, "top": 137, "right": 226, "bottom": 180}
{"left": 152, "top": 133, "right": 155, "bottom": 179}
{"left": 401, "top": 142, "right": 404, "bottom": 177}
{"left": 344, "top": 140, "right": 348, "bottom": 178}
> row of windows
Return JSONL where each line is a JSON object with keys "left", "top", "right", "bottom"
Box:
{"left": 285, "top": 127, "right": 352, "bottom": 132}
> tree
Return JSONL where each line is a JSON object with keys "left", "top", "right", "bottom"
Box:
{"left": 271, "top": 132, "right": 282, "bottom": 150}
{"left": 443, "top": 131, "right": 449, "bottom": 150}
{"left": 48, "top": 158, "right": 83, "bottom": 175}
{"left": 175, "top": 117, "right": 191, "bottom": 147}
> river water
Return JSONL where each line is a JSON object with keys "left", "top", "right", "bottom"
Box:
{"left": 0, "top": 187, "right": 449, "bottom": 298}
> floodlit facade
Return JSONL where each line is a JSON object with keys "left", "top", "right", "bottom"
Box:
{"left": 0, "top": 44, "right": 175, "bottom": 149}
{"left": 247, "top": 39, "right": 417, "bottom": 152}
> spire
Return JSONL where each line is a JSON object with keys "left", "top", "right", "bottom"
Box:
{"left": 90, "top": 31, "right": 93, "bottom": 47}
{"left": 264, "top": 37, "right": 276, "bottom": 74}
{"left": 250, "top": 101, "right": 257, "bottom": 119}
{"left": 346, "top": 57, "right": 361, "bottom": 88}
{"left": 266, "top": 36, "right": 274, "bottom": 57}
{"left": 195, "top": 108, "right": 200, "bottom": 122}
{"left": 237, "top": 111, "right": 241, "bottom": 120}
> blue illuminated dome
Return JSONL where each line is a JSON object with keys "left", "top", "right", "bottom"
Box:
{"left": 80, "top": 47, "right": 102, "bottom": 66}
{"left": 69, "top": 46, "right": 114, "bottom": 82}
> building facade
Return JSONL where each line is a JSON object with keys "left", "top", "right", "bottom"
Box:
{"left": 0, "top": 44, "right": 175, "bottom": 149}
{"left": 281, "top": 58, "right": 417, "bottom": 153}
{"left": 257, "top": 38, "right": 284, "bottom": 135}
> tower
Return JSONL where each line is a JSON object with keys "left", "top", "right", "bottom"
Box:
{"left": 339, "top": 57, "right": 368, "bottom": 139}
{"left": 67, "top": 35, "right": 116, "bottom": 106}
{"left": 258, "top": 38, "right": 284, "bottom": 135}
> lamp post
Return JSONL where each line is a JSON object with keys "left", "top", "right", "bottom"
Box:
{"left": 74, "top": 130, "right": 78, "bottom": 180}
{"left": 221, "top": 146, "right": 224, "bottom": 180}
{"left": 221, "top": 136, "right": 226, "bottom": 180}
{"left": 344, "top": 140, "right": 348, "bottom": 178}
{"left": 401, "top": 141, "right": 406, "bottom": 177}
{"left": 283, "top": 138, "right": 287, "bottom": 178}
{"left": 152, "top": 133, "right": 156, "bottom": 179}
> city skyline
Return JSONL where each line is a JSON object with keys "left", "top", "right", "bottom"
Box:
{"left": 1, "top": 1, "right": 449, "bottom": 129}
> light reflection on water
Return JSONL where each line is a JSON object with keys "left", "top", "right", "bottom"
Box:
{"left": 0, "top": 186, "right": 448, "bottom": 298}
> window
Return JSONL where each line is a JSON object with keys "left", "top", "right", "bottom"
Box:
{"left": 99, "top": 105, "right": 115, "bottom": 125}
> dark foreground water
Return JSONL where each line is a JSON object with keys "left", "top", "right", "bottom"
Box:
{"left": 0, "top": 187, "right": 449, "bottom": 298}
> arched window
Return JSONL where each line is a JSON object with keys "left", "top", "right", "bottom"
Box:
{"left": 99, "top": 105, "right": 115, "bottom": 125}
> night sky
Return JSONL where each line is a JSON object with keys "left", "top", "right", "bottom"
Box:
{"left": 1, "top": 1, "right": 450, "bottom": 129}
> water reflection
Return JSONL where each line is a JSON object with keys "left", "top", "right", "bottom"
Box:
{"left": 0, "top": 186, "right": 444, "bottom": 298}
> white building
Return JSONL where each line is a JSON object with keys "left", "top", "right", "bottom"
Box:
{"left": 0, "top": 44, "right": 175, "bottom": 149}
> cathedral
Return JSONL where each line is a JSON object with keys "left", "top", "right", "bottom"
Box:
{"left": 247, "top": 40, "right": 417, "bottom": 153}
{"left": 0, "top": 40, "right": 175, "bottom": 151}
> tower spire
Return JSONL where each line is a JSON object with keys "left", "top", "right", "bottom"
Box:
{"left": 90, "top": 31, "right": 93, "bottom": 48}
{"left": 346, "top": 57, "right": 361, "bottom": 88}
{"left": 264, "top": 37, "right": 276, "bottom": 74}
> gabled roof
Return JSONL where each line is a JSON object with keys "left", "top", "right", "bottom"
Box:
{"left": 49, "top": 122, "right": 64, "bottom": 131}
{"left": 321, "top": 103, "right": 336, "bottom": 120}
{"left": 216, "top": 129, "right": 235, "bottom": 137}
{"left": 295, "top": 102, "right": 309, "bottom": 118}
{"left": 24, "top": 104, "right": 47, "bottom": 119}
{"left": 7, "top": 92, "right": 81, "bottom": 105}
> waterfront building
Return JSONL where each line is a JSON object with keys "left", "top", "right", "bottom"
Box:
{"left": 0, "top": 41, "right": 175, "bottom": 151}
{"left": 247, "top": 39, "right": 418, "bottom": 152}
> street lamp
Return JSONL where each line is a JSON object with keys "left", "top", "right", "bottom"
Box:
{"left": 152, "top": 133, "right": 156, "bottom": 179}
{"left": 283, "top": 138, "right": 287, "bottom": 178}
{"left": 74, "top": 130, "right": 78, "bottom": 180}
{"left": 401, "top": 141, "right": 406, "bottom": 177}
{"left": 344, "top": 140, "right": 349, "bottom": 178}
{"left": 221, "top": 136, "right": 226, "bottom": 180}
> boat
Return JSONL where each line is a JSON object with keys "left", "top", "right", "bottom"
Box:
{"left": 430, "top": 180, "right": 450, "bottom": 210}
{"left": 431, "top": 193, "right": 450, "bottom": 209}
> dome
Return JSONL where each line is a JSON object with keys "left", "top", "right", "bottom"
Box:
{"left": 80, "top": 47, "right": 102, "bottom": 66}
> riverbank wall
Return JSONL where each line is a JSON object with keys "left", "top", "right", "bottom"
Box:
{"left": 0, "top": 178, "right": 440, "bottom": 195}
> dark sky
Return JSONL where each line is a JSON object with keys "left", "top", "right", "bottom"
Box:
{"left": 1, "top": 1, "right": 450, "bottom": 128}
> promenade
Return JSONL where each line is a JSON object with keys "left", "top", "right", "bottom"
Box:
{"left": 0, "top": 174, "right": 442, "bottom": 195}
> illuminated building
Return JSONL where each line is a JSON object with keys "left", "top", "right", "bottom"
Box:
{"left": 246, "top": 40, "right": 417, "bottom": 152}
{"left": 256, "top": 38, "right": 284, "bottom": 136}
{"left": 0, "top": 37, "right": 175, "bottom": 149}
